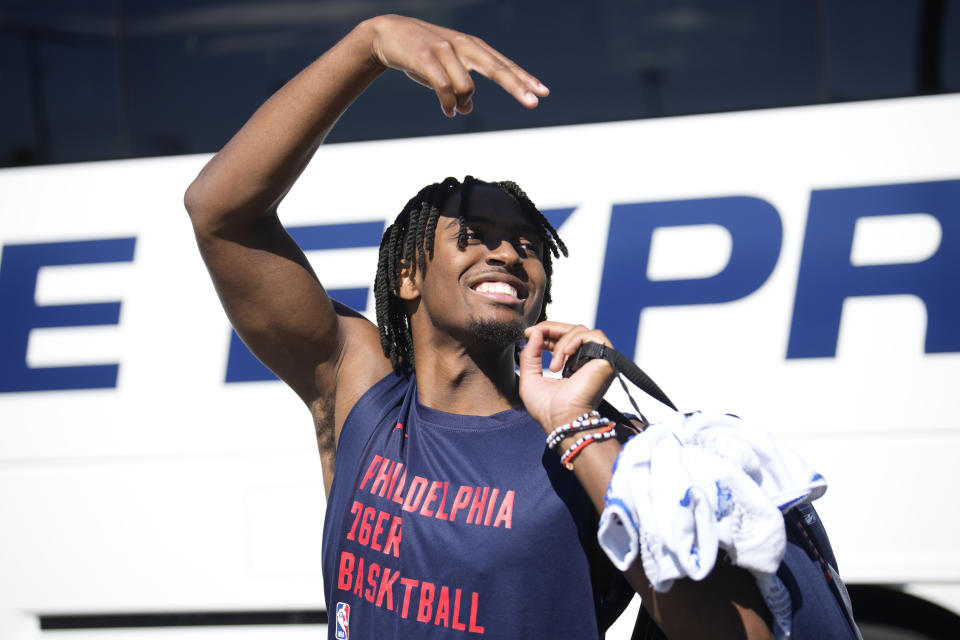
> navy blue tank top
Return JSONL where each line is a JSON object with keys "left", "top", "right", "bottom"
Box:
{"left": 322, "top": 370, "right": 632, "bottom": 639}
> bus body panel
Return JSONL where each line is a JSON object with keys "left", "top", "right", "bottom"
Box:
{"left": 2, "top": 94, "right": 959, "bottom": 635}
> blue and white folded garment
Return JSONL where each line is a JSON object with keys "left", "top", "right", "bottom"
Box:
{"left": 597, "top": 411, "right": 827, "bottom": 639}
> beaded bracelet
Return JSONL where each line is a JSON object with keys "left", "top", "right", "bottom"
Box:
{"left": 546, "top": 411, "right": 611, "bottom": 451}
{"left": 558, "top": 425, "right": 617, "bottom": 470}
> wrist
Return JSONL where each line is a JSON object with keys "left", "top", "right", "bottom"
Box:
{"left": 544, "top": 408, "right": 597, "bottom": 433}
{"left": 348, "top": 17, "right": 389, "bottom": 73}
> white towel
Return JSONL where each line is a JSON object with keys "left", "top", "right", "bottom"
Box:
{"left": 677, "top": 411, "right": 827, "bottom": 511}
{"left": 681, "top": 445, "right": 786, "bottom": 576}
{"left": 600, "top": 421, "right": 709, "bottom": 589}
{"left": 598, "top": 410, "right": 827, "bottom": 639}
{"left": 599, "top": 417, "right": 720, "bottom": 588}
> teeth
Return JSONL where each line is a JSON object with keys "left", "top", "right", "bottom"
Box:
{"left": 475, "top": 282, "right": 518, "bottom": 298}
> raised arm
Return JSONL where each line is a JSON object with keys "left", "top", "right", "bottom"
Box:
{"left": 518, "top": 322, "right": 774, "bottom": 640}
{"left": 183, "top": 15, "right": 548, "bottom": 490}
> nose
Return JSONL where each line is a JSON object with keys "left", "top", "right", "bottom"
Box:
{"left": 485, "top": 238, "right": 523, "bottom": 267}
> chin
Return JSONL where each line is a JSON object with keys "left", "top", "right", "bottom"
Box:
{"left": 467, "top": 318, "right": 526, "bottom": 349}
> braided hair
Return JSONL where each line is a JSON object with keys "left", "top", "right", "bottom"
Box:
{"left": 374, "top": 176, "right": 567, "bottom": 370}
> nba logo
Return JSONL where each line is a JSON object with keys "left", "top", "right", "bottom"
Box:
{"left": 335, "top": 602, "right": 350, "bottom": 640}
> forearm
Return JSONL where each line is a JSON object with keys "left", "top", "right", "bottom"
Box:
{"left": 520, "top": 324, "right": 772, "bottom": 639}
{"left": 184, "top": 13, "right": 548, "bottom": 232}
{"left": 184, "top": 19, "right": 385, "bottom": 231}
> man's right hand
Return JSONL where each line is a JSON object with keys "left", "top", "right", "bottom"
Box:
{"left": 364, "top": 15, "right": 549, "bottom": 117}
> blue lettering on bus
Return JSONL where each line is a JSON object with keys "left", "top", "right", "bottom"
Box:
{"left": 787, "top": 180, "right": 960, "bottom": 358}
{"left": 0, "top": 238, "right": 136, "bottom": 392}
{"left": 3, "top": 185, "right": 955, "bottom": 393}
{"left": 595, "top": 196, "right": 782, "bottom": 359}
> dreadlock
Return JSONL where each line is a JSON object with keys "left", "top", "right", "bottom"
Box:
{"left": 374, "top": 176, "right": 568, "bottom": 370}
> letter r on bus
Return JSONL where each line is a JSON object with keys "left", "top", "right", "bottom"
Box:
{"left": 788, "top": 180, "right": 960, "bottom": 358}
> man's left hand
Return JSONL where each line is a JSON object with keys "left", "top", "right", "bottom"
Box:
{"left": 518, "top": 321, "right": 617, "bottom": 433}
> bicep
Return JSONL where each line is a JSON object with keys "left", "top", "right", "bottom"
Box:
{"left": 194, "top": 212, "right": 369, "bottom": 403}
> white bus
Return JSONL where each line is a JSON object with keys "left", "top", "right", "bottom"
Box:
{"left": 2, "top": 3, "right": 959, "bottom": 639}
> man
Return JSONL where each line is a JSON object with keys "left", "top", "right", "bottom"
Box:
{"left": 185, "top": 15, "right": 777, "bottom": 639}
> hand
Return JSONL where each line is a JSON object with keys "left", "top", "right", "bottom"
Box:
{"left": 365, "top": 15, "right": 549, "bottom": 117}
{"left": 518, "top": 321, "right": 617, "bottom": 433}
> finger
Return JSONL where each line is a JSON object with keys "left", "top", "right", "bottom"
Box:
{"left": 555, "top": 327, "right": 610, "bottom": 358}
{"left": 456, "top": 39, "right": 544, "bottom": 109}
{"left": 429, "top": 39, "right": 476, "bottom": 115}
{"left": 524, "top": 321, "right": 577, "bottom": 369}
{"left": 414, "top": 23, "right": 547, "bottom": 96}
{"left": 550, "top": 325, "right": 592, "bottom": 373}
{"left": 524, "top": 320, "right": 578, "bottom": 342}
{"left": 470, "top": 36, "right": 549, "bottom": 97}
{"left": 528, "top": 323, "right": 611, "bottom": 373}
{"left": 418, "top": 58, "right": 461, "bottom": 117}
{"left": 525, "top": 322, "right": 591, "bottom": 372}
{"left": 399, "top": 36, "right": 473, "bottom": 117}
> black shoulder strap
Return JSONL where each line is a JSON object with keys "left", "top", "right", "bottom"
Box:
{"left": 564, "top": 342, "right": 678, "bottom": 420}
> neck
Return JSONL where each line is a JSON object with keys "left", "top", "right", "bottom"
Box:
{"left": 412, "top": 341, "right": 520, "bottom": 416}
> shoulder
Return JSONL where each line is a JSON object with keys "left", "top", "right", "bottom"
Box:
{"left": 335, "top": 365, "right": 411, "bottom": 440}
{"left": 329, "top": 302, "right": 394, "bottom": 425}
{"left": 345, "top": 367, "right": 412, "bottom": 421}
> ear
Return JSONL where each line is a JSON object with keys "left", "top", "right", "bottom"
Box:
{"left": 397, "top": 262, "right": 420, "bottom": 301}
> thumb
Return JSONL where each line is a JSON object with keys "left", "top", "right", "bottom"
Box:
{"left": 518, "top": 327, "right": 546, "bottom": 382}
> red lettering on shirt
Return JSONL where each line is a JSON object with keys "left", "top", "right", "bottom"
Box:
{"left": 449, "top": 486, "right": 473, "bottom": 522}
{"left": 358, "top": 506, "right": 375, "bottom": 545}
{"left": 400, "top": 577, "right": 418, "bottom": 619}
{"left": 352, "top": 556, "right": 365, "bottom": 598}
{"left": 387, "top": 462, "right": 405, "bottom": 498}
{"left": 483, "top": 488, "right": 500, "bottom": 526}
{"left": 346, "top": 501, "right": 363, "bottom": 541}
{"left": 370, "top": 457, "right": 394, "bottom": 497}
{"left": 402, "top": 475, "right": 428, "bottom": 512}
{"left": 383, "top": 516, "right": 402, "bottom": 558}
{"left": 358, "top": 457, "right": 513, "bottom": 532}
{"left": 493, "top": 490, "right": 514, "bottom": 529}
{"left": 435, "top": 481, "right": 450, "bottom": 520}
{"left": 452, "top": 588, "right": 467, "bottom": 631}
{"left": 417, "top": 581, "right": 435, "bottom": 623}
{"left": 359, "top": 455, "right": 382, "bottom": 492}
{"left": 377, "top": 567, "right": 399, "bottom": 610}
{"left": 434, "top": 585, "right": 451, "bottom": 627}
{"left": 419, "top": 480, "right": 443, "bottom": 517}
{"left": 365, "top": 562, "right": 380, "bottom": 603}
{"left": 370, "top": 509, "right": 391, "bottom": 552}
{"left": 466, "top": 487, "right": 489, "bottom": 525}
{"left": 335, "top": 547, "right": 487, "bottom": 635}
{"left": 391, "top": 470, "right": 407, "bottom": 504}
{"left": 337, "top": 551, "right": 354, "bottom": 591}
{"left": 469, "top": 591, "right": 485, "bottom": 634}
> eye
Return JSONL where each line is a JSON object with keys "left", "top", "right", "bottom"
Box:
{"left": 519, "top": 238, "right": 542, "bottom": 256}
{"left": 464, "top": 227, "right": 482, "bottom": 243}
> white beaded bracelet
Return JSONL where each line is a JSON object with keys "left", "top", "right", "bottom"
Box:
{"left": 546, "top": 411, "right": 611, "bottom": 451}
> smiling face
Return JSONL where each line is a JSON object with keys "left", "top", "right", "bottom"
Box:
{"left": 400, "top": 184, "right": 548, "bottom": 354}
